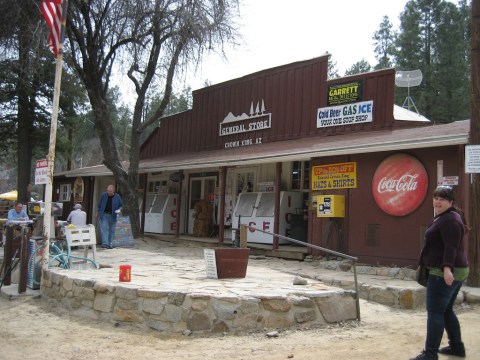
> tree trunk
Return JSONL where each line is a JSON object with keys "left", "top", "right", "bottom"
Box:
{"left": 16, "top": 19, "right": 34, "bottom": 204}
{"left": 86, "top": 84, "right": 141, "bottom": 238}
{"left": 468, "top": 0, "right": 480, "bottom": 287}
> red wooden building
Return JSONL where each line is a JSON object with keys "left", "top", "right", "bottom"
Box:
{"left": 54, "top": 55, "right": 470, "bottom": 266}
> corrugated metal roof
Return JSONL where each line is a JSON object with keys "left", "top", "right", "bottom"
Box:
{"left": 139, "top": 120, "right": 469, "bottom": 172}
{"left": 54, "top": 162, "right": 129, "bottom": 178}
{"left": 394, "top": 105, "right": 430, "bottom": 122}
{"left": 54, "top": 121, "right": 469, "bottom": 177}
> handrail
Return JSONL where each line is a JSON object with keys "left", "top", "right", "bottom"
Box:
{"left": 240, "top": 224, "right": 361, "bottom": 321}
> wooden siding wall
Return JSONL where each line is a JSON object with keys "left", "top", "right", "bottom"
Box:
{"left": 140, "top": 56, "right": 396, "bottom": 160}
{"left": 309, "top": 146, "right": 464, "bottom": 267}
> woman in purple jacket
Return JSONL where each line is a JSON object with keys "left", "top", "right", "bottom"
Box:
{"left": 410, "top": 186, "right": 469, "bottom": 360}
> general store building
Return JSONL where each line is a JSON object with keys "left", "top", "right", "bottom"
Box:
{"left": 54, "top": 55, "right": 470, "bottom": 267}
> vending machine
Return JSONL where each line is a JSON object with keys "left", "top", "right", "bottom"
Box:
{"left": 231, "top": 191, "right": 302, "bottom": 244}
{"left": 144, "top": 194, "right": 178, "bottom": 234}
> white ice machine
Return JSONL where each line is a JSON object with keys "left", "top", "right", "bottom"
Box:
{"left": 144, "top": 194, "right": 178, "bottom": 234}
{"left": 232, "top": 191, "right": 302, "bottom": 244}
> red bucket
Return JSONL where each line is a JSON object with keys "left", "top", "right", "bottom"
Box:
{"left": 119, "top": 264, "right": 131, "bottom": 282}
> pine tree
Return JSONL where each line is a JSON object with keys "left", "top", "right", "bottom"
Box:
{"left": 344, "top": 59, "right": 372, "bottom": 76}
{"left": 394, "top": 0, "right": 470, "bottom": 121}
{"left": 373, "top": 16, "right": 397, "bottom": 70}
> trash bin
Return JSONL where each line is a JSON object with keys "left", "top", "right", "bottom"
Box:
{"left": 215, "top": 248, "right": 250, "bottom": 278}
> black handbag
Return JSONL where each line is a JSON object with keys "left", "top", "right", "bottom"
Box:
{"left": 416, "top": 265, "right": 429, "bottom": 287}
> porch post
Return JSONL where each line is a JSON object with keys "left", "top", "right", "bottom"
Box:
{"left": 140, "top": 174, "right": 147, "bottom": 234}
{"left": 175, "top": 170, "right": 184, "bottom": 238}
{"left": 218, "top": 166, "right": 226, "bottom": 243}
{"left": 273, "top": 162, "right": 282, "bottom": 249}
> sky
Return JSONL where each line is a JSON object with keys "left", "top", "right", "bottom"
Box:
{"left": 180, "top": 0, "right": 411, "bottom": 91}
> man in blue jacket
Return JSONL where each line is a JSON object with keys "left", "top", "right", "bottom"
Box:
{"left": 97, "top": 185, "right": 123, "bottom": 249}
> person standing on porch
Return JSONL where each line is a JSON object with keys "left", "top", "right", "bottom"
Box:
{"left": 97, "top": 185, "right": 123, "bottom": 249}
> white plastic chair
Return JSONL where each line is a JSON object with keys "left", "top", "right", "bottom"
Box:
{"left": 64, "top": 224, "right": 98, "bottom": 269}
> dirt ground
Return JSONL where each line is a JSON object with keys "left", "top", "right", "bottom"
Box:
{"left": 0, "top": 294, "right": 478, "bottom": 360}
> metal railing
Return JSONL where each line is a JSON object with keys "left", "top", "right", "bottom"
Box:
{"left": 240, "top": 224, "right": 361, "bottom": 321}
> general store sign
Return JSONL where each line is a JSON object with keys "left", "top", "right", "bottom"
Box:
{"left": 317, "top": 100, "right": 373, "bottom": 128}
{"left": 311, "top": 162, "right": 357, "bottom": 190}
{"left": 220, "top": 100, "right": 270, "bottom": 149}
{"left": 35, "top": 159, "right": 48, "bottom": 185}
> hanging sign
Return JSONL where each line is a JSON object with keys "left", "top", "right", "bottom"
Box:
{"left": 35, "top": 159, "right": 48, "bottom": 185}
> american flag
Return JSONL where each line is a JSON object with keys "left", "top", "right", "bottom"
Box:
{"left": 41, "top": 0, "right": 64, "bottom": 58}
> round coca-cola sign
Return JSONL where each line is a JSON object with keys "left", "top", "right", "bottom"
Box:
{"left": 372, "top": 154, "right": 428, "bottom": 216}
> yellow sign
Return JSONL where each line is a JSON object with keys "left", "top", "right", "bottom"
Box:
{"left": 311, "top": 162, "right": 357, "bottom": 190}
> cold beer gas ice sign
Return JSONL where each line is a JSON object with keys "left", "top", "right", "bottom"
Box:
{"left": 372, "top": 154, "right": 428, "bottom": 216}
{"left": 317, "top": 100, "right": 373, "bottom": 128}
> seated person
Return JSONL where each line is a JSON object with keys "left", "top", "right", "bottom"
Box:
{"left": 7, "top": 202, "right": 29, "bottom": 225}
{"left": 67, "top": 203, "right": 87, "bottom": 226}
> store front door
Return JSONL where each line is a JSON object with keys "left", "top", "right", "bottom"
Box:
{"left": 188, "top": 176, "right": 217, "bottom": 235}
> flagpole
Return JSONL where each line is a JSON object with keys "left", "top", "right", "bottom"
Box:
{"left": 41, "top": 0, "right": 68, "bottom": 272}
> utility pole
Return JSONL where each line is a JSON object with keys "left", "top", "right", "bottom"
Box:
{"left": 468, "top": 0, "right": 480, "bottom": 287}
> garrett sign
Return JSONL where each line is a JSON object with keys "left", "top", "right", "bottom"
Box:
{"left": 372, "top": 154, "right": 428, "bottom": 216}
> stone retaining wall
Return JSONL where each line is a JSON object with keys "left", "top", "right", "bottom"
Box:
{"left": 41, "top": 270, "right": 359, "bottom": 334}
{"left": 311, "top": 259, "right": 480, "bottom": 309}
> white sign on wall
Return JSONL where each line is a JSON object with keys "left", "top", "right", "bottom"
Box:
{"left": 466, "top": 145, "right": 480, "bottom": 173}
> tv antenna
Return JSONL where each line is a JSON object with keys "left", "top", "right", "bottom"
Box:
{"left": 395, "top": 70, "right": 422, "bottom": 114}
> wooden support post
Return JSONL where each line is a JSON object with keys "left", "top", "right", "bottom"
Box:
{"left": 240, "top": 224, "right": 248, "bottom": 248}
{"left": 18, "top": 227, "right": 30, "bottom": 293}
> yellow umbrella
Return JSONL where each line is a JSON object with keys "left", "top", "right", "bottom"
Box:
{"left": 0, "top": 190, "right": 18, "bottom": 201}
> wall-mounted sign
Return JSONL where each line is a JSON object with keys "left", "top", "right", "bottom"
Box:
{"left": 317, "top": 100, "right": 373, "bottom": 128}
{"left": 441, "top": 176, "right": 458, "bottom": 186}
{"left": 327, "top": 81, "right": 363, "bottom": 105}
{"left": 169, "top": 172, "right": 184, "bottom": 182}
{"left": 73, "top": 176, "right": 84, "bottom": 203}
{"left": 258, "top": 181, "right": 275, "bottom": 192}
{"left": 465, "top": 145, "right": 480, "bottom": 173}
{"left": 372, "top": 154, "right": 428, "bottom": 216}
{"left": 220, "top": 99, "right": 271, "bottom": 136}
{"left": 311, "top": 162, "right": 357, "bottom": 190}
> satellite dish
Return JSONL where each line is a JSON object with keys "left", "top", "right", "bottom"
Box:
{"left": 395, "top": 70, "right": 422, "bottom": 114}
{"left": 395, "top": 70, "right": 423, "bottom": 87}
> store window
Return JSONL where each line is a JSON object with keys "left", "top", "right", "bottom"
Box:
{"left": 147, "top": 179, "right": 178, "bottom": 195}
{"left": 59, "top": 184, "right": 71, "bottom": 202}
{"left": 291, "top": 161, "right": 310, "bottom": 190}
{"left": 148, "top": 180, "right": 167, "bottom": 194}
{"left": 236, "top": 172, "right": 254, "bottom": 196}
